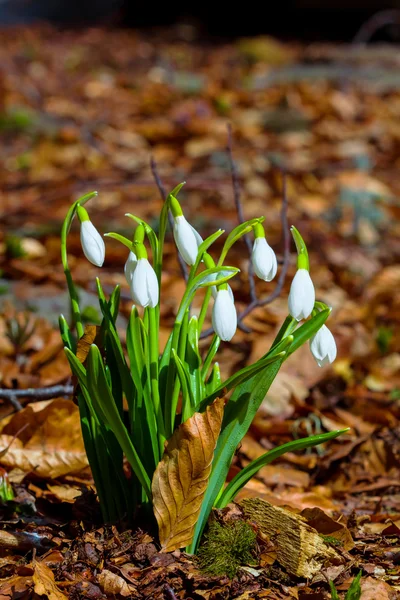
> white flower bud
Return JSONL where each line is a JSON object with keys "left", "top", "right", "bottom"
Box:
{"left": 173, "top": 215, "right": 202, "bottom": 265}
{"left": 80, "top": 220, "right": 105, "bottom": 267}
{"left": 251, "top": 237, "right": 277, "bottom": 282}
{"left": 288, "top": 268, "right": 315, "bottom": 321}
{"left": 212, "top": 288, "right": 237, "bottom": 341}
{"left": 130, "top": 258, "right": 159, "bottom": 308}
{"left": 310, "top": 324, "right": 337, "bottom": 367}
{"left": 124, "top": 251, "right": 137, "bottom": 284}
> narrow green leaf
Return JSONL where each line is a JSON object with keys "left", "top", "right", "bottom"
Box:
{"left": 345, "top": 571, "right": 362, "bottom": 600}
{"left": 205, "top": 362, "right": 221, "bottom": 396}
{"left": 86, "top": 345, "right": 152, "bottom": 501}
{"left": 58, "top": 315, "right": 76, "bottom": 352}
{"left": 185, "top": 316, "right": 203, "bottom": 407}
{"left": 189, "top": 355, "right": 284, "bottom": 553}
{"left": 173, "top": 349, "right": 196, "bottom": 422}
{"left": 201, "top": 335, "right": 220, "bottom": 382}
{"left": 329, "top": 581, "right": 340, "bottom": 600}
{"left": 216, "top": 429, "right": 348, "bottom": 508}
{"left": 199, "top": 350, "right": 287, "bottom": 411}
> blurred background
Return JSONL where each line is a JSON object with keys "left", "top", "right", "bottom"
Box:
{"left": 0, "top": 1, "right": 400, "bottom": 582}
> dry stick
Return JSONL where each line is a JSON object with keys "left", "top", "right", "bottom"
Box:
{"left": 227, "top": 123, "right": 257, "bottom": 307}
{"left": 353, "top": 9, "right": 400, "bottom": 44}
{"left": 150, "top": 156, "right": 188, "bottom": 282}
{"left": 0, "top": 384, "right": 74, "bottom": 407}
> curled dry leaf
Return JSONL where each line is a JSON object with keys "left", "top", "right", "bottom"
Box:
{"left": 97, "top": 569, "right": 138, "bottom": 597}
{"left": 152, "top": 397, "right": 225, "bottom": 552}
{"left": 32, "top": 558, "right": 67, "bottom": 600}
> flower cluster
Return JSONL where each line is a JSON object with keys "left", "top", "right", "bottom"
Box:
{"left": 78, "top": 195, "right": 337, "bottom": 367}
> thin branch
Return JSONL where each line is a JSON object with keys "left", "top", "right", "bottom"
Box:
{"left": 150, "top": 156, "right": 188, "bottom": 282}
{"left": 0, "top": 384, "right": 74, "bottom": 405}
{"left": 353, "top": 9, "right": 400, "bottom": 44}
{"left": 227, "top": 124, "right": 257, "bottom": 305}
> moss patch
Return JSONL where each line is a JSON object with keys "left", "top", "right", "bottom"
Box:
{"left": 197, "top": 520, "right": 257, "bottom": 578}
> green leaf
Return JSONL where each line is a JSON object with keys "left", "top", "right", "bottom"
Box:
{"left": 345, "top": 571, "right": 362, "bottom": 600}
{"left": 216, "top": 429, "right": 348, "bottom": 508}
{"left": 201, "top": 335, "right": 220, "bottom": 382}
{"left": 58, "top": 315, "right": 76, "bottom": 352}
{"left": 205, "top": 363, "right": 221, "bottom": 396}
{"left": 173, "top": 349, "right": 196, "bottom": 422}
{"left": 185, "top": 316, "right": 203, "bottom": 408}
{"left": 104, "top": 232, "right": 134, "bottom": 252}
{"left": 218, "top": 217, "right": 264, "bottom": 263}
{"left": 86, "top": 345, "right": 152, "bottom": 501}
{"left": 329, "top": 581, "right": 340, "bottom": 600}
{"left": 188, "top": 355, "right": 284, "bottom": 553}
{"left": 286, "top": 309, "right": 331, "bottom": 357}
{"left": 199, "top": 349, "right": 288, "bottom": 411}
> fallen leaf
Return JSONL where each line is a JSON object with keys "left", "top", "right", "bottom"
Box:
{"left": 360, "top": 576, "right": 393, "bottom": 600}
{"left": 97, "top": 569, "right": 137, "bottom": 597}
{"left": 32, "top": 559, "right": 66, "bottom": 600}
{"left": 152, "top": 397, "right": 225, "bottom": 552}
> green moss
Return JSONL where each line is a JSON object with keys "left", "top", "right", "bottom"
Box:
{"left": 320, "top": 534, "right": 343, "bottom": 547}
{"left": 197, "top": 519, "right": 257, "bottom": 578}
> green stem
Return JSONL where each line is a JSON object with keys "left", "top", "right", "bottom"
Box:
{"left": 60, "top": 191, "right": 97, "bottom": 338}
{"left": 148, "top": 307, "right": 165, "bottom": 456}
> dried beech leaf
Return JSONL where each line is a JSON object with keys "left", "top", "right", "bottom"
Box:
{"left": 76, "top": 325, "right": 100, "bottom": 365}
{"left": 152, "top": 397, "right": 225, "bottom": 552}
{"left": 98, "top": 569, "right": 137, "bottom": 597}
{"left": 33, "top": 558, "right": 67, "bottom": 600}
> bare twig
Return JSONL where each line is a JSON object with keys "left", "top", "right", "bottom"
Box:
{"left": 353, "top": 9, "right": 400, "bottom": 44}
{"left": 150, "top": 156, "right": 188, "bottom": 282}
{"left": 227, "top": 124, "right": 257, "bottom": 306}
{"left": 0, "top": 384, "right": 74, "bottom": 405}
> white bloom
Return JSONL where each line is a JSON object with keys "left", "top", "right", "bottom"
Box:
{"left": 212, "top": 289, "right": 237, "bottom": 341}
{"left": 310, "top": 325, "right": 337, "bottom": 367}
{"left": 80, "top": 220, "right": 105, "bottom": 267}
{"left": 288, "top": 268, "right": 315, "bottom": 321}
{"left": 173, "top": 215, "right": 202, "bottom": 265}
{"left": 130, "top": 258, "right": 159, "bottom": 308}
{"left": 252, "top": 237, "right": 277, "bottom": 282}
{"left": 124, "top": 251, "right": 137, "bottom": 284}
{"left": 211, "top": 282, "right": 234, "bottom": 301}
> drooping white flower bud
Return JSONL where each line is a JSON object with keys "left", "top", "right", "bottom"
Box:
{"left": 124, "top": 251, "right": 137, "bottom": 284}
{"left": 288, "top": 268, "right": 315, "bottom": 321}
{"left": 310, "top": 324, "right": 337, "bottom": 367}
{"left": 78, "top": 207, "right": 105, "bottom": 267}
{"left": 173, "top": 215, "right": 202, "bottom": 265}
{"left": 212, "top": 288, "right": 237, "bottom": 341}
{"left": 252, "top": 237, "right": 277, "bottom": 282}
{"left": 130, "top": 258, "right": 159, "bottom": 308}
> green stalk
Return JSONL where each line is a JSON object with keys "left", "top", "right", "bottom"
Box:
{"left": 60, "top": 191, "right": 98, "bottom": 338}
{"left": 148, "top": 307, "right": 165, "bottom": 456}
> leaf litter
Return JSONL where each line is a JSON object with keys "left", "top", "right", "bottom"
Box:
{"left": 0, "top": 24, "right": 400, "bottom": 599}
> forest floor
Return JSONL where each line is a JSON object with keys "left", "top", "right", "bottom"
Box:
{"left": 0, "top": 24, "right": 400, "bottom": 599}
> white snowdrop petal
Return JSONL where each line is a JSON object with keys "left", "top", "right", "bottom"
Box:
{"left": 146, "top": 261, "right": 159, "bottom": 308}
{"left": 80, "top": 221, "right": 105, "bottom": 267}
{"left": 288, "top": 269, "right": 315, "bottom": 320}
{"left": 310, "top": 325, "right": 337, "bottom": 367}
{"left": 124, "top": 251, "right": 137, "bottom": 284}
{"left": 252, "top": 237, "right": 278, "bottom": 282}
{"left": 212, "top": 289, "right": 237, "bottom": 341}
{"left": 173, "top": 216, "right": 200, "bottom": 265}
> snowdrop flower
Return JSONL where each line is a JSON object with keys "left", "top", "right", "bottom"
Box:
{"left": 130, "top": 258, "right": 159, "bottom": 308}
{"left": 310, "top": 325, "right": 337, "bottom": 367}
{"left": 252, "top": 236, "right": 277, "bottom": 282}
{"left": 288, "top": 269, "right": 315, "bottom": 320}
{"left": 212, "top": 288, "right": 237, "bottom": 341}
{"left": 77, "top": 205, "right": 105, "bottom": 267}
{"left": 288, "top": 226, "right": 315, "bottom": 320}
{"left": 211, "top": 282, "right": 234, "bottom": 301}
{"left": 124, "top": 251, "right": 137, "bottom": 284}
{"left": 170, "top": 194, "right": 202, "bottom": 265}
{"left": 173, "top": 215, "right": 202, "bottom": 265}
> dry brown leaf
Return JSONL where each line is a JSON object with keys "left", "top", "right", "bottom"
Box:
{"left": 360, "top": 577, "right": 393, "bottom": 600}
{"left": 152, "top": 397, "right": 225, "bottom": 552}
{"left": 0, "top": 574, "right": 33, "bottom": 600}
{"left": 97, "top": 569, "right": 137, "bottom": 597}
{"left": 0, "top": 399, "right": 87, "bottom": 478}
{"left": 76, "top": 325, "right": 99, "bottom": 365}
{"left": 32, "top": 559, "right": 67, "bottom": 600}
